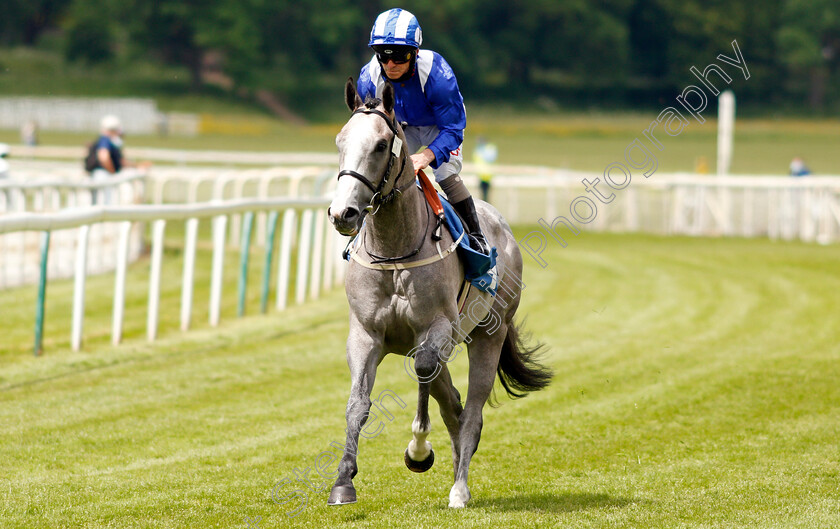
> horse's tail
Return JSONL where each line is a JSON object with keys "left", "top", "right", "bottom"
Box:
{"left": 496, "top": 319, "right": 553, "bottom": 400}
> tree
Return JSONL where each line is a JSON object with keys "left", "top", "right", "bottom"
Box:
{"left": 4, "top": 0, "right": 834, "bottom": 115}
{"left": 411, "top": 0, "right": 634, "bottom": 102}
{"left": 64, "top": 0, "right": 116, "bottom": 64}
{"left": 121, "top": 0, "right": 266, "bottom": 90}
{"left": 0, "top": 0, "right": 73, "bottom": 46}
{"left": 121, "top": 0, "right": 211, "bottom": 89}
{"left": 776, "top": 0, "right": 840, "bottom": 109}
{"left": 65, "top": 17, "right": 113, "bottom": 63}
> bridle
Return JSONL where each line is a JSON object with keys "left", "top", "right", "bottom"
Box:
{"left": 336, "top": 101, "right": 460, "bottom": 267}
{"left": 336, "top": 105, "right": 415, "bottom": 214}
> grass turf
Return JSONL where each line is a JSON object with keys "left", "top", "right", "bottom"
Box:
{"left": 1, "top": 230, "right": 838, "bottom": 528}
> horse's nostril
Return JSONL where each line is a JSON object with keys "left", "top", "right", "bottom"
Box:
{"left": 343, "top": 207, "right": 359, "bottom": 221}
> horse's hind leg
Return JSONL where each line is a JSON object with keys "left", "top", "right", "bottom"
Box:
{"left": 449, "top": 323, "right": 506, "bottom": 508}
{"left": 328, "top": 329, "right": 381, "bottom": 506}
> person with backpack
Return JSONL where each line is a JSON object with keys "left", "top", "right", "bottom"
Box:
{"left": 85, "top": 115, "right": 150, "bottom": 204}
{"left": 355, "top": 8, "right": 489, "bottom": 256}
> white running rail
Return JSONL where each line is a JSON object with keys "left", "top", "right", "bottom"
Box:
{"left": 0, "top": 198, "right": 346, "bottom": 352}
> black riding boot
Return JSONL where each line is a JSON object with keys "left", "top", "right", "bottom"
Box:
{"left": 452, "top": 197, "right": 490, "bottom": 255}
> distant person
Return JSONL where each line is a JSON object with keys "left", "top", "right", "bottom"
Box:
{"left": 0, "top": 143, "right": 11, "bottom": 210}
{"left": 21, "top": 120, "right": 39, "bottom": 146}
{"left": 0, "top": 143, "right": 9, "bottom": 178}
{"left": 86, "top": 115, "right": 150, "bottom": 204}
{"left": 789, "top": 157, "right": 810, "bottom": 177}
{"left": 473, "top": 136, "right": 498, "bottom": 202}
{"left": 694, "top": 156, "right": 709, "bottom": 175}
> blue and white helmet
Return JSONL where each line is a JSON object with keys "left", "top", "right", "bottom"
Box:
{"left": 369, "top": 8, "right": 423, "bottom": 49}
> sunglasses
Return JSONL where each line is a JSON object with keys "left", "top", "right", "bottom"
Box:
{"left": 375, "top": 48, "right": 413, "bottom": 64}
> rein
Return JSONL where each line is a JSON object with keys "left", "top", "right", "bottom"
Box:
{"left": 336, "top": 106, "right": 414, "bottom": 212}
{"left": 362, "top": 189, "right": 430, "bottom": 264}
{"left": 345, "top": 184, "right": 465, "bottom": 270}
{"left": 347, "top": 221, "right": 465, "bottom": 271}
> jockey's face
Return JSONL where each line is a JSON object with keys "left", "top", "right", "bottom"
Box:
{"left": 381, "top": 58, "right": 411, "bottom": 80}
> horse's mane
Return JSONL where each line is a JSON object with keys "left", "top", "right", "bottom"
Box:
{"left": 364, "top": 96, "right": 381, "bottom": 109}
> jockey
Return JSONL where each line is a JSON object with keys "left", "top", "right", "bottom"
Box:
{"left": 356, "top": 8, "right": 490, "bottom": 255}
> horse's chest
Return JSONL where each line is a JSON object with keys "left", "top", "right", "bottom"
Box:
{"left": 352, "top": 273, "right": 437, "bottom": 328}
{"left": 392, "top": 274, "right": 411, "bottom": 300}
{"left": 386, "top": 275, "right": 420, "bottom": 320}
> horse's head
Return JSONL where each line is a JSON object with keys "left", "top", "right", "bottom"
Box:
{"left": 329, "top": 78, "right": 404, "bottom": 236}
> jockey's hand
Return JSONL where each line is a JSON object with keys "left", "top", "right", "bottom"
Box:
{"left": 410, "top": 149, "right": 436, "bottom": 173}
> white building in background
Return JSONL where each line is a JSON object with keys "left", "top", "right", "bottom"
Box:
{"left": 0, "top": 97, "right": 163, "bottom": 135}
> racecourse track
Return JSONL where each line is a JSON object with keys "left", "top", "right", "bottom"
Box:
{"left": 1, "top": 230, "right": 838, "bottom": 528}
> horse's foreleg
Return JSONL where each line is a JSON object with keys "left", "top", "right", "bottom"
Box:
{"left": 429, "top": 364, "right": 463, "bottom": 479}
{"left": 328, "top": 330, "right": 381, "bottom": 506}
{"left": 404, "top": 318, "right": 452, "bottom": 473}
{"left": 404, "top": 381, "right": 435, "bottom": 472}
{"left": 449, "top": 323, "right": 506, "bottom": 508}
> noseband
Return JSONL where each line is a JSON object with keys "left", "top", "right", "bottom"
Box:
{"left": 336, "top": 105, "right": 414, "bottom": 212}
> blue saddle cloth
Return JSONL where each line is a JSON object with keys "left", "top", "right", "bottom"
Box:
{"left": 440, "top": 194, "right": 498, "bottom": 295}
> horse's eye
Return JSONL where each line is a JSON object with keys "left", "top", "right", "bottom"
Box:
{"left": 375, "top": 141, "right": 388, "bottom": 153}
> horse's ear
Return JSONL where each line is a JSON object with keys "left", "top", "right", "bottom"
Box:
{"left": 382, "top": 82, "right": 395, "bottom": 114}
{"left": 345, "top": 77, "right": 362, "bottom": 111}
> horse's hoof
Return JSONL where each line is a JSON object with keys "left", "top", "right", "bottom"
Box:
{"left": 448, "top": 482, "right": 470, "bottom": 508}
{"left": 327, "top": 484, "right": 357, "bottom": 505}
{"left": 404, "top": 447, "right": 435, "bottom": 473}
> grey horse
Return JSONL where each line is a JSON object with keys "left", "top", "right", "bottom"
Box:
{"left": 326, "top": 78, "right": 552, "bottom": 508}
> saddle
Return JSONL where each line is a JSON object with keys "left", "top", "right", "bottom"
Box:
{"left": 416, "top": 169, "right": 498, "bottom": 296}
{"left": 343, "top": 170, "right": 499, "bottom": 299}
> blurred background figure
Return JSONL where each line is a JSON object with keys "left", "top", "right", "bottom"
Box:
{"left": 694, "top": 156, "right": 709, "bottom": 174}
{"left": 0, "top": 143, "right": 9, "bottom": 178}
{"left": 473, "top": 136, "right": 498, "bottom": 202}
{"left": 20, "top": 120, "right": 39, "bottom": 146}
{"left": 0, "top": 143, "right": 10, "bottom": 210}
{"left": 93, "top": 114, "right": 125, "bottom": 176}
{"left": 789, "top": 157, "right": 810, "bottom": 177}
{"left": 86, "top": 114, "right": 151, "bottom": 204}
{"left": 87, "top": 114, "right": 123, "bottom": 205}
